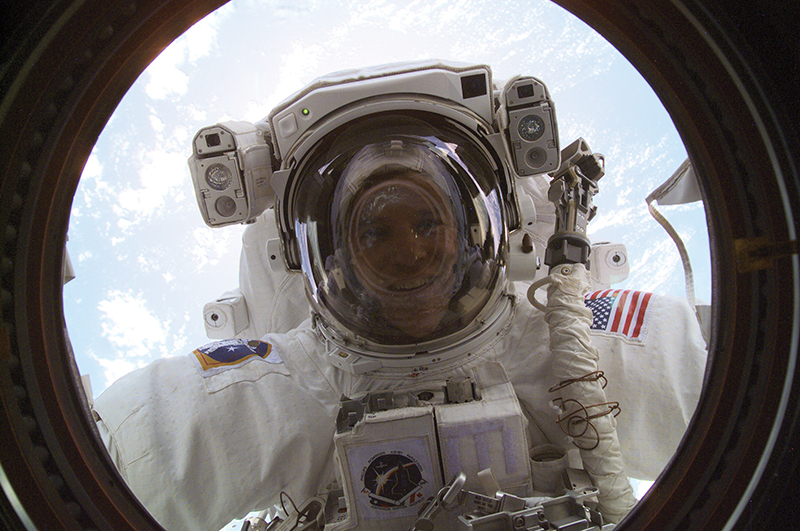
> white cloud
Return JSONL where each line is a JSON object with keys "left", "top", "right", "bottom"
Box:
{"left": 189, "top": 225, "right": 245, "bottom": 270}
{"left": 92, "top": 290, "right": 202, "bottom": 391}
{"left": 143, "top": 3, "right": 232, "bottom": 100}
{"left": 145, "top": 41, "right": 191, "bottom": 100}
{"left": 171, "top": 323, "right": 189, "bottom": 353}
{"left": 95, "top": 356, "right": 141, "bottom": 392}
{"left": 184, "top": 15, "right": 220, "bottom": 62}
{"left": 149, "top": 114, "right": 165, "bottom": 133}
{"left": 137, "top": 254, "right": 153, "bottom": 272}
{"left": 98, "top": 290, "right": 169, "bottom": 360}
{"left": 587, "top": 206, "right": 636, "bottom": 234}
{"left": 117, "top": 218, "right": 134, "bottom": 231}
{"left": 116, "top": 148, "right": 189, "bottom": 219}
{"left": 265, "top": 42, "right": 326, "bottom": 106}
{"left": 83, "top": 149, "right": 103, "bottom": 180}
{"left": 626, "top": 237, "right": 681, "bottom": 294}
{"left": 172, "top": 124, "right": 191, "bottom": 145}
{"left": 74, "top": 148, "right": 115, "bottom": 218}
{"left": 188, "top": 105, "right": 208, "bottom": 122}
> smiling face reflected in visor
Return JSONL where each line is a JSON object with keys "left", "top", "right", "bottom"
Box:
{"left": 289, "top": 113, "right": 509, "bottom": 352}
{"left": 348, "top": 171, "right": 459, "bottom": 338}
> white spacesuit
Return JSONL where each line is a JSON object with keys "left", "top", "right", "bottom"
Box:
{"left": 92, "top": 61, "right": 707, "bottom": 531}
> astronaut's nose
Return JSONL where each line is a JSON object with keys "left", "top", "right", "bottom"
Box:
{"left": 397, "top": 231, "right": 428, "bottom": 264}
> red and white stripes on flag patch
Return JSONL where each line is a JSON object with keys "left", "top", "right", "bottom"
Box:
{"left": 584, "top": 289, "right": 653, "bottom": 341}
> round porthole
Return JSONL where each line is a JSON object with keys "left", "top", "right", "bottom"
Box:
{"left": 0, "top": 1, "right": 797, "bottom": 529}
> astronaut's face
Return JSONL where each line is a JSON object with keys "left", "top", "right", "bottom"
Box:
{"left": 348, "top": 172, "right": 459, "bottom": 338}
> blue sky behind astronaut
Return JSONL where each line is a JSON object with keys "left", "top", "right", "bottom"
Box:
{"left": 64, "top": 0, "right": 710, "bottom": 398}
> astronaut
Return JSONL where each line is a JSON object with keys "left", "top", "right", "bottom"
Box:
{"left": 91, "top": 61, "right": 707, "bottom": 531}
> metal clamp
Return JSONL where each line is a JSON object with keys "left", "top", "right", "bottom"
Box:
{"left": 410, "top": 472, "right": 467, "bottom": 531}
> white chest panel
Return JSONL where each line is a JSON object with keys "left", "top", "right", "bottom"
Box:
{"left": 329, "top": 379, "right": 531, "bottom": 531}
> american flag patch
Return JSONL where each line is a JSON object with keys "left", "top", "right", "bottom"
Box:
{"left": 584, "top": 290, "right": 653, "bottom": 341}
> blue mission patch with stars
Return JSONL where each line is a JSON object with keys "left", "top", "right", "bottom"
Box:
{"left": 193, "top": 339, "right": 272, "bottom": 371}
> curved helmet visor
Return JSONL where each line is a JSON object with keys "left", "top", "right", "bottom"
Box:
{"left": 291, "top": 113, "right": 507, "bottom": 348}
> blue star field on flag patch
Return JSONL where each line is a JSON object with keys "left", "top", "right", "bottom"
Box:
{"left": 584, "top": 290, "right": 653, "bottom": 340}
{"left": 585, "top": 294, "right": 616, "bottom": 330}
{"left": 193, "top": 339, "right": 272, "bottom": 371}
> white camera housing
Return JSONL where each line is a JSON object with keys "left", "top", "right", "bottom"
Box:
{"left": 188, "top": 62, "right": 561, "bottom": 235}
{"left": 189, "top": 121, "right": 275, "bottom": 227}
{"left": 267, "top": 61, "right": 497, "bottom": 167}
{"left": 590, "top": 242, "right": 630, "bottom": 289}
{"left": 503, "top": 77, "right": 560, "bottom": 176}
{"left": 203, "top": 289, "right": 250, "bottom": 339}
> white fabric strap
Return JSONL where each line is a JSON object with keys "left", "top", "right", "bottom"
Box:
{"left": 646, "top": 197, "right": 697, "bottom": 311}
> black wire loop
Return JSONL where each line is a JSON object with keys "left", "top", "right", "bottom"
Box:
{"left": 279, "top": 491, "right": 300, "bottom": 531}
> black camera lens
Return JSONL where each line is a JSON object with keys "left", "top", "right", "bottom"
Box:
{"left": 215, "top": 196, "right": 237, "bottom": 217}
{"left": 460, "top": 73, "right": 487, "bottom": 99}
{"left": 526, "top": 147, "right": 547, "bottom": 169}
{"left": 205, "top": 133, "right": 221, "bottom": 147}
{"left": 517, "top": 84, "right": 535, "bottom": 99}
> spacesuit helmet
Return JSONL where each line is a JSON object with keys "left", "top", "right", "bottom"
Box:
{"left": 289, "top": 111, "right": 511, "bottom": 355}
{"left": 190, "top": 61, "right": 562, "bottom": 366}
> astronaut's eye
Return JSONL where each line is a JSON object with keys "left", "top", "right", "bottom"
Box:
{"left": 415, "top": 218, "right": 440, "bottom": 237}
{"left": 358, "top": 226, "right": 387, "bottom": 248}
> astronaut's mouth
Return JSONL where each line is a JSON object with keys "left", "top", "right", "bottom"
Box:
{"left": 388, "top": 277, "right": 435, "bottom": 292}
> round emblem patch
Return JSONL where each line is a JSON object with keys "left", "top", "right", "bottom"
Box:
{"left": 361, "top": 452, "right": 427, "bottom": 509}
